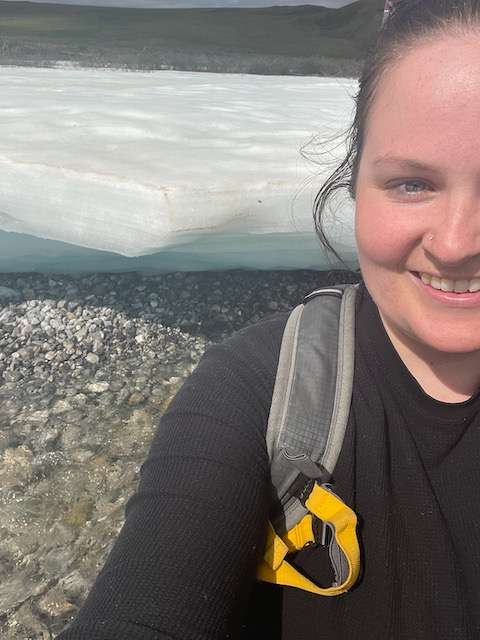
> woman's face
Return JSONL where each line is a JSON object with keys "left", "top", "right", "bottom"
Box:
{"left": 355, "top": 34, "right": 480, "bottom": 360}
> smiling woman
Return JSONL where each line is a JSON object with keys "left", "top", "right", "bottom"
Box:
{"left": 315, "top": 0, "right": 480, "bottom": 402}
{"left": 56, "top": 1, "right": 480, "bottom": 639}
{"left": 355, "top": 34, "right": 480, "bottom": 400}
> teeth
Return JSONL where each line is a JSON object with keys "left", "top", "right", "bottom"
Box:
{"left": 420, "top": 272, "right": 480, "bottom": 293}
{"left": 454, "top": 280, "right": 470, "bottom": 293}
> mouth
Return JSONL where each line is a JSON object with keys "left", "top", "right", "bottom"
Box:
{"left": 419, "top": 272, "right": 480, "bottom": 293}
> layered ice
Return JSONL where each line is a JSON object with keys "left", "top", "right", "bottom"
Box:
{"left": 0, "top": 68, "right": 358, "bottom": 272}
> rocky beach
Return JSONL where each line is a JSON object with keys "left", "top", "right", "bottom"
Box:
{"left": 0, "top": 267, "right": 360, "bottom": 639}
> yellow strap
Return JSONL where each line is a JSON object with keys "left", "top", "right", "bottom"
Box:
{"left": 257, "top": 484, "right": 360, "bottom": 596}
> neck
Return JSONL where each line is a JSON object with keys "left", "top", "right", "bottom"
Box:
{"left": 380, "top": 317, "right": 480, "bottom": 403}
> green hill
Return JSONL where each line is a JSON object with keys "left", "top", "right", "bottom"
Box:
{"left": 0, "top": 0, "right": 385, "bottom": 75}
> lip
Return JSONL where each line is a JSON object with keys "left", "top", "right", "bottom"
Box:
{"left": 413, "top": 271, "right": 480, "bottom": 308}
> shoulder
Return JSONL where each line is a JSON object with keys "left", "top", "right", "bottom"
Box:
{"left": 220, "top": 311, "right": 290, "bottom": 363}
{"left": 165, "top": 311, "right": 291, "bottom": 421}
{"left": 198, "top": 310, "right": 290, "bottom": 381}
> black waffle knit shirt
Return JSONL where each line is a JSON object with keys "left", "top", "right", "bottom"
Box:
{"left": 57, "top": 283, "right": 480, "bottom": 640}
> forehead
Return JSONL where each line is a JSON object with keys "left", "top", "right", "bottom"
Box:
{"left": 364, "top": 34, "right": 480, "bottom": 156}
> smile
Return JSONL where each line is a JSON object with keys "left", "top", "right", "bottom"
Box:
{"left": 420, "top": 272, "right": 480, "bottom": 293}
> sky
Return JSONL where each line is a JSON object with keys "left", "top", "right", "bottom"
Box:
{"left": 0, "top": 0, "right": 357, "bottom": 8}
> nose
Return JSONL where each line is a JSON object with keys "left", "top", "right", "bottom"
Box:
{"left": 424, "top": 195, "right": 480, "bottom": 267}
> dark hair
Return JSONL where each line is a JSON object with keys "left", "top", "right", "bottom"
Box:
{"left": 313, "top": 0, "right": 480, "bottom": 264}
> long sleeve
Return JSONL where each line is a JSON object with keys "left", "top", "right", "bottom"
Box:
{"left": 56, "top": 313, "right": 288, "bottom": 640}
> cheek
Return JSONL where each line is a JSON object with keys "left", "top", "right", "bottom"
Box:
{"left": 354, "top": 203, "right": 405, "bottom": 305}
{"left": 354, "top": 195, "right": 421, "bottom": 270}
{"left": 354, "top": 198, "right": 397, "bottom": 268}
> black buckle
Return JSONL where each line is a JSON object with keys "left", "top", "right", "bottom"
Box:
{"left": 291, "top": 475, "right": 315, "bottom": 506}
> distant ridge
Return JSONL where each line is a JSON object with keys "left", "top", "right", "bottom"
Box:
{"left": 0, "top": 0, "right": 384, "bottom": 75}
{"left": 0, "top": 1, "right": 356, "bottom": 6}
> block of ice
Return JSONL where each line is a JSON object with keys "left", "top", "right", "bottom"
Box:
{"left": 0, "top": 68, "right": 358, "bottom": 272}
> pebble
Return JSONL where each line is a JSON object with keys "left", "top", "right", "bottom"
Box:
{"left": 0, "top": 267, "right": 360, "bottom": 639}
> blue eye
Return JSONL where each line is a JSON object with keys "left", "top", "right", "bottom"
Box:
{"left": 385, "top": 179, "right": 433, "bottom": 200}
{"left": 403, "top": 180, "right": 427, "bottom": 193}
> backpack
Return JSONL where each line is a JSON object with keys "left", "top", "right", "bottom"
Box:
{"left": 256, "top": 284, "right": 361, "bottom": 596}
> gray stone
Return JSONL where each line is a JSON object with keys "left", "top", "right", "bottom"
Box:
{"left": 85, "top": 353, "right": 100, "bottom": 365}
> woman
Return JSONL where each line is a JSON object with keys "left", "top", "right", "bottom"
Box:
{"left": 57, "top": 1, "right": 480, "bottom": 638}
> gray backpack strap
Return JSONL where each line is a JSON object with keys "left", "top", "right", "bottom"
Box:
{"left": 266, "top": 284, "right": 358, "bottom": 536}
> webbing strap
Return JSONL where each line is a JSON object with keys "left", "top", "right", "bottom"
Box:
{"left": 266, "top": 285, "right": 358, "bottom": 537}
{"left": 257, "top": 484, "right": 360, "bottom": 596}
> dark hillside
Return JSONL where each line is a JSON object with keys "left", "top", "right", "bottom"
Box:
{"left": 0, "top": 0, "right": 384, "bottom": 75}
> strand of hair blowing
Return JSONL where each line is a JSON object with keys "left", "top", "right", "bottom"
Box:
{"left": 313, "top": 0, "right": 480, "bottom": 264}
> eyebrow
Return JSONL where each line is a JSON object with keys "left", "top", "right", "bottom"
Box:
{"left": 371, "top": 155, "right": 438, "bottom": 172}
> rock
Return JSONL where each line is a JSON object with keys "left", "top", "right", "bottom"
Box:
{"left": 41, "top": 547, "right": 73, "bottom": 574}
{"left": 84, "top": 381, "right": 110, "bottom": 393}
{"left": 10, "top": 602, "right": 51, "bottom": 640}
{"left": 128, "top": 392, "right": 145, "bottom": 406}
{"left": 85, "top": 353, "right": 100, "bottom": 365}
{"left": 51, "top": 399, "right": 72, "bottom": 415}
{"left": 37, "top": 584, "right": 76, "bottom": 617}
{"left": 2, "top": 370, "right": 22, "bottom": 382}
{"left": 62, "top": 499, "right": 95, "bottom": 527}
{"left": 0, "top": 286, "right": 20, "bottom": 301}
{"left": 2, "top": 445, "right": 34, "bottom": 475}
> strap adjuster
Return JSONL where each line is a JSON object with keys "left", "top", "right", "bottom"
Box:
{"left": 282, "top": 450, "right": 331, "bottom": 503}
